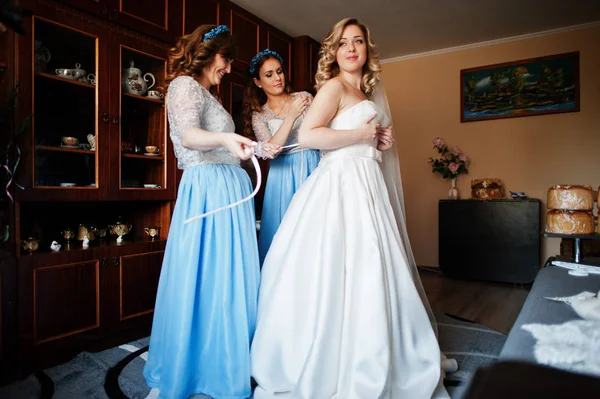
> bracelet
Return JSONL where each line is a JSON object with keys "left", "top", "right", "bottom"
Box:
{"left": 253, "top": 141, "right": 269, "bottom": 160}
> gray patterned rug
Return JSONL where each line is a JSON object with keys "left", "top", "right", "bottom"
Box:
{"left": 0, "top": 312, "right": 506, "bottom": 398}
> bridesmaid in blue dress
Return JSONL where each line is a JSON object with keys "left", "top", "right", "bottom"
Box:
{"left": 143, "top": 25, "right": 278, "bottom": 399}
{"left": 242, "top": 49, "right": 321, "bottom": 263}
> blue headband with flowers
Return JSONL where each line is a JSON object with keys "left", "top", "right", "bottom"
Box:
{"left": 249, "top": 49, "right": 284, "bottom": 75}
{"left": 203, "top": 25, "right": 230, "bottom": 42}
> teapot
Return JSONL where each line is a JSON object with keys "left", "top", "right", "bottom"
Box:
{"left": 21, "top": 237, "right": 40, "bottom": 254}
{"left": 122, "top": 61, "right": 155, "bottom": 96}
{"left": 76, "top": 224, "right": 95, "bottom": 241}
{"left": 109, "top": 221, "right": 132, "bottom": 237}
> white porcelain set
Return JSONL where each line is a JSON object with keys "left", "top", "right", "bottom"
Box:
{"left": 55, "top": 63, "right": 95, "bottom": 84}
{"left": 122, "top": 61, "right": 157, "bottom": 96}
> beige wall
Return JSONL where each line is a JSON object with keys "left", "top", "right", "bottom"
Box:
{"left": 382, "top": 25, "right": 600, "bottom": 267}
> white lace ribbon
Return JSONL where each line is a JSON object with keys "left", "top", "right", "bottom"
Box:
{"left": 183, "top": 143, "right": 302, "bottom": 224}
{"left": 184, "top": 155, "right": 263, "bottom": 224}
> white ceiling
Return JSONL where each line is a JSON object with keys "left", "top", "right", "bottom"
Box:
{"left": 232, "top": 0, "right": 600, "bottom": 60}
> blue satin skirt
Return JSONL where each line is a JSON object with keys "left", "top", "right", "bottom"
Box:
{"left": 143, "top": 164, "right": 260, "bottom": 399}
{"left": 258, "top": 150, "right": 320, "bottom": 263}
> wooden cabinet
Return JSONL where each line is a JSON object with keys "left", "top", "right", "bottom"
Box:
{"left": 108, "top": 30, "right": 175, "bottom": 201}
{"left": 184, "top": 0, "right": 221, "bottom": 34}
{"left": 439, "top": 199, "right": 541, "bottom": 284}
{"left": 17, "top": 239, "right": 164, "bottom": 367}
{"left": 112, "top": 249, "right": 163, "bottom": 331}
{"left": 2, "top": 0, "right": 323, "bottom": 378}
{"left": 16, "top": 6, "right": 111, "bottom": 201}
{"left": 0, "top": 268, "right": 2, "bottom": 359}
{"left": 16, "top": 2, "right": 176, "bottom": 202}
{"left": 5, "top": 0, "right": 175, "bottom": 371}
{"left": 184, "top": 0, "right": 263, "bottom": 69}
{"left": 226, "top": 2, "right": 262, "bottom": 72}
{"left": 57, "top": 0, "right": 183, "bottom": 43}
{"left": 110, "top": 0, "right": 183, "bottom": 43}
{"left": 293, "top": 35, "right": 321, "bottom": 94}
{"left": 265, "top": 24, "right": 293, "bottom": 79}
{"left": 0, "top": 252, "right": 18, "bottom": 383}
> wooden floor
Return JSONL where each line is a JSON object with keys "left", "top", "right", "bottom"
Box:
{"left": 419, "top": 268, "right": 531, "bottom": 335}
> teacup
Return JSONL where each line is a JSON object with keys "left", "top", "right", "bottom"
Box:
{"left": 55, "top": 63, "right": 86, "bottom": 81}
{"left": 62, "top": 136, "right": 79, "bottom": 146}
{"left": 144, "top": 226, "right": 160, "bottom": 240}
{"left": 109, "top": 222, "right": 132, "bottom": 237}
{"left": 87, "top": 73, "right": 96, "bottom": 85}
{"left": 145, "top": 146, "right": 159, "bottom": 154}
{"left": 147, "top": 90, "right": 164, "bottom": 100}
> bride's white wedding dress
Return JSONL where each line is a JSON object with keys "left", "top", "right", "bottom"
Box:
{"left": 251, "top": 100, "right": 449, "bottom": 399}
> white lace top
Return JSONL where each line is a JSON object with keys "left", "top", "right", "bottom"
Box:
{"left": 252, "top": 91, "right": 313, "bottom": 155}
{"left": 167, "top": 76, "right": 238, "bottom": 169}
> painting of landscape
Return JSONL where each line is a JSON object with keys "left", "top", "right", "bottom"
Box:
{"left": 460, "top": 52, "right": 579, "bottom": 122}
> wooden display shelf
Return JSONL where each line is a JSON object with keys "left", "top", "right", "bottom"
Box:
{"left": 120, "top": 186, "right": 164, "bottom": 190}
{"left": 122, "top": 153, "right": 164, "bottom": 160}
{"left": 123, "top": 92, "right": 164, "bottom": 104}
{"left": 36, "top": 145, "right": 95, "bottom": 155}
{"left": 20, "top": 236, "right": 167, "bottom": 257}
{"left": 0, "top": 61, "right": 7, "bottom": 72}
{"left": 36, "top": 72, "right": 95, "bottom": 89}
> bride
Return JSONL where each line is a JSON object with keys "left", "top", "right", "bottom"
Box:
{"left": 251, "top": 18, "right": 451, "bottom": 398}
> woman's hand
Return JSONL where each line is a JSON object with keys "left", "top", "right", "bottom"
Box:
{"left": 354, "top": 114, "right": 378, "bottom": 143}
{"left": 256, "top": 142, "right": 282, "bottom": 159}
{"left": 376, "top": 126, "right": 395, "bottom": 151}
{"left": 221, "top": 133, "right": 256, "bottom": 160}
{"left": 286, "top": 94, "right": 310, "bottom": 121}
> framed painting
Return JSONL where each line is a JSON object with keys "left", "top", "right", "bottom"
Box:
{"left": 460, "top": 51, "right": 579, "bottom": 122}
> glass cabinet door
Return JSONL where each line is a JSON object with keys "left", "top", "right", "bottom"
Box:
{"left": 32, "top": 18, "right": 103, "bottom": 191}
{"left": 114, "top": 39, "right": 171, "bottom": 199}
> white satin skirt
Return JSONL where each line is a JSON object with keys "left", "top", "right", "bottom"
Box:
{"left": 251, "top": 143, "right": 449, "bottom": 399}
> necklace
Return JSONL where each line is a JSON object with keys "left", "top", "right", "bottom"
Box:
{"left": 268, "top": 94, "right": 289, "bottom": 116}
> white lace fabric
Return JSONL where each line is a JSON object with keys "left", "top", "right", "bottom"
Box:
{"left": 523, "top": 290, "right": 600, "bottom": 376}
{"left": 167, "top": 76, "right": 238, "bottom": 169}
{"left": 252, "top": 91, "right": 313, "bottom": 155}
{"left": 522, "top": 320, "right": 600, "bottom": 376}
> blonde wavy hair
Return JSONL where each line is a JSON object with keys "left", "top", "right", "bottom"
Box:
{"left": 166, "top": 25, "right": 235, "bottom": 88}
{"left": 315, "top": 18, "right": 381, "bottom": 97}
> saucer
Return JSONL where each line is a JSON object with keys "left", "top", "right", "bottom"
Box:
{"left": 144, "top": 153, "right": 160, "bottom": 156}
{"left": 144, "top": 184, "right": 160, "bottom": 188}
{"left": 60, "top": 182, "right": 76, "bottom": 187}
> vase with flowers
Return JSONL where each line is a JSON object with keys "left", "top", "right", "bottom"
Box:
{"left": 428, "top": 137, "right": 470, "bottom": 199}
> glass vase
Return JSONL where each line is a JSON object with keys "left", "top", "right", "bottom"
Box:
{"left": 448, "top": 177, "right": 459, "bottom": 200}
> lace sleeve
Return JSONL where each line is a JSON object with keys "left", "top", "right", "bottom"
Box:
{"left": 252, "top": 112, "right": 272, "bottom": 142}
{"left": 167, "top": 76, "right": 205, "bottom": 133}
{"left": 302, "top": 91, "right": 314, "bottom": 115}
